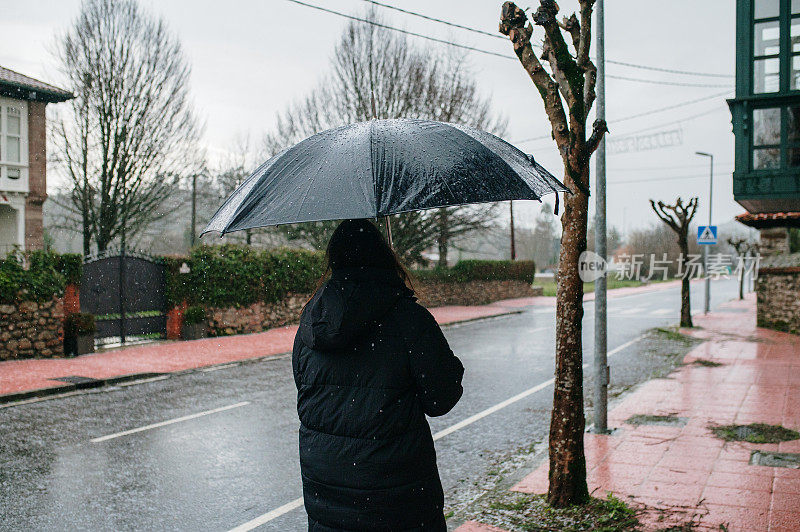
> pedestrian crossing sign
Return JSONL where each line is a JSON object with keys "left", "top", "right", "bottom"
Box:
{"left": 697, "top": 225, "right": 717, "bottom": 245}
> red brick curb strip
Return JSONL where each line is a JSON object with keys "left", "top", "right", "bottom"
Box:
{"left": 0, "top": 306, "right": 521, "bottom": 405}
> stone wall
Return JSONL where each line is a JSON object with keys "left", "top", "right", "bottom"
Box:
{"left": 759, "top": 227, "right": 790, "bottom": 257}
{"left": 207, "top": 293, "right": 310, "bottom": 336}
{"left": 201, "top": 279, "right": 539, "bottom": 337}
{"left": 756, "top": 270, "right": 800, "bottom": 334}
{"left": 415, "top": 279, "right": 539, "bottom": 307}
{"left": 0, "top": 295, "right": 64, "bottom": 360}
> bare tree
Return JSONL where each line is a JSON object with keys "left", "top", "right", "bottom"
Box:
{"left": 499, "top": 1, "right": 607, "bottom": 506}
{"left": 52, "top": 0, "right": 201, "bottom": 255}
{"left": 650, "top": 197, "right": 699, "bottom": 327}
{"left": 264, "top": 11, "right": 503, "bottom": 264}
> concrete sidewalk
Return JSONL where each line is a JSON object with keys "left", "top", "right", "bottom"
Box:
{"left": 459, "top": 294, "right": 800, "bottom": 531}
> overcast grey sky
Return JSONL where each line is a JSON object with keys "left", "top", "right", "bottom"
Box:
{"left": 1, "top": 0, "right": 738, "bottom": 234}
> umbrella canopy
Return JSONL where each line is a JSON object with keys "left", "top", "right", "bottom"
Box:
{"left": 202, "top": 118, "right": 567, "bottom": 236}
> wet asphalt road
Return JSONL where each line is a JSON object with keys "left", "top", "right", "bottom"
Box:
{"left": 0, "top": 279, "right": 740, "bottom": 531}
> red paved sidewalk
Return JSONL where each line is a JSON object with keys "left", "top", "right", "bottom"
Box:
{"left": 0, "top": 302, "right": 519, "bottom": 400}
{"left": 459, "top": 294, "right": 800, "bottom": 532}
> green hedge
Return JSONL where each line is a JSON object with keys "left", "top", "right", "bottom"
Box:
{"left": 0, "top": 250, "right": 83, "bottom": 304}
{"left": 414, "top": 259, "right": 536, "bottom": 284}
{"left": 164, "top": 244, "right": 325, "bottom": 308}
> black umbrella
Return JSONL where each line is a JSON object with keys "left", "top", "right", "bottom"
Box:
{"left": 202, "top": 118, "right": 566, "bottom": 237}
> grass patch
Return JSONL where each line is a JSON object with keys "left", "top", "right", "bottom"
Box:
{"left": 533, "top": 278, "right": 645, "bottom": 297}
{"left": 626, "top": 414, "right": 687, "bottom": 427}
{"left": 654, "top": 327, "right": 693, "bottom": 344}
{"left": 475, "top": 492, "right": 639, "bottom": 531}
{"left": 710, "top": 423, "right": 800, "bottom": 444}
{"left": 692, "top": 358, "right": 723, "bottom": 367}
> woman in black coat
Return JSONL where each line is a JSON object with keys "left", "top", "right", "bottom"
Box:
{"left": 293, "top": 219, "right": 464, "bottom": 531}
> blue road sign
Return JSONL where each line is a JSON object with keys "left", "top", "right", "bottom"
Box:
{"left": 697, "top": 225, "right": 717, "bottom": 245}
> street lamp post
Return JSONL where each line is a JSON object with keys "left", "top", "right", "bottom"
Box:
{"left": 695, "top": 151, "right": 713, "bottom": 314}
{"left": 593, "top": 0, "right": 609, "bottom": 434}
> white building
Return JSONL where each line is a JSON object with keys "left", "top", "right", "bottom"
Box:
{"left": 0, "top": 66, "right": 72, "bottom": 254}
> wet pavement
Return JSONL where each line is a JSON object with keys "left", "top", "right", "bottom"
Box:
{"left": 0, "top": 279, "right": 740, "bottom": 531}
{"left": 464, "top": 294, "right": 800, "bottom": 532}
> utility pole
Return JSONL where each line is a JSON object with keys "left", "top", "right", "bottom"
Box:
{"left": 593, "top": 0, "right": 609, "bottom": 434}
{"left": 696, "top": 151, "right": 713, "bottom": 313}
{"left": 119, "top": 218, "right": 127, "bottom": 345}
{"left": 190, "top": 173, "right": 197, "bottom": 248}
{"left": 510, "top": 200, "right": 516, "bottom": 260}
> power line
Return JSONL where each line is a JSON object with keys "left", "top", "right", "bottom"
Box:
{"left": 360, "top": 0, "right": 734, "bottom": 79}
{"left": 604, "top": 59, "right": 733, "bottom": 79}
{"left": 290, "top": 0, "right": 733, "bottom": 89}
{"left": 613, "top": 106, "right": 726, "bottom": 137}
{"left": 513, "top": 90, "right": 732, "bottom": 144}
{"left": 609, "top": 161, "right": 733, "bottom": 173}
{"left": 607, "top": 75, "right": 731, "bottom": 88}
{"left": 360, "top": 0, "right": 504, "bottom": 40}
{"left": 285, "top": 0, "right": 513, "bottom": 59}
{"left": 608, "top": 173, "right": 707, "bottom": 185}
{"left": 613, "top": 90, "right": 732, "bottom": 124}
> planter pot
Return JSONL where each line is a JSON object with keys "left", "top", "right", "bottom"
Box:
{"left": 76, "top": 334, "right": 95, "bottom": 355}
{"left": 65, "top": 333, "right": 95, "bottom": 356}
{"left": 182, "top": 322, "right": 207, "bottom": 340}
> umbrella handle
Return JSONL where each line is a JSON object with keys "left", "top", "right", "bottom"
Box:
{"left": 384, "top": 216, "right": 394, "bottom": 249}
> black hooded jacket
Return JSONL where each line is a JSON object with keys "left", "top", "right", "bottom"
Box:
{"left": 292, "top": 267, "right": 464, "bottom": 531}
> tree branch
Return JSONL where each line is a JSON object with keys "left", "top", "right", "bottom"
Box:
{"left": 500, "top": 2, "right": 570, "bottom": 150}
{"left": 585, "top": 119, "right": 608, "bottom": 157}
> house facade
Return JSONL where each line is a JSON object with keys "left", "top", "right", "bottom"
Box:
{"left": 729, "top": 0, "right": 800, "bottom": 212}
{"left": 0, "top": 66, "right": 72, "bottom": 254}
{"left": 729, "top": 0, "right": 800, "bottom": 332}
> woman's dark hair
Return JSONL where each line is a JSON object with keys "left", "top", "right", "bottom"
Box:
{"left": 318, "top": 219, "right": 413, "bottom": 290}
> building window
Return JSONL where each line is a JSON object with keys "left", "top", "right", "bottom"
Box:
{"left": 753, "top": 0, "right": 780, "bottom": 94}
{"left": 751, "top": 106, "right": 800, "bottom": 170}
{"left": 0, "top": 100, "right": 27, "bottom": 183}
{"left": 755, "top": 0, "right": 779, "bottom": 19}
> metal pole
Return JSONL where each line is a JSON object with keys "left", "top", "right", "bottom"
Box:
{"left": 696, "top": 151, "right": 713, "bottom": 314}
{"left": 119, "top": 224, "right": 126, "bottom": 345}
{"left": 190, "top": 173, "right": 197, "bottom": 248}
{"left": 593, "top": 0, "right": 609, "bottom": 433}
{"left": 509, "top": 200, "right": 516, "bottom": 260}
{"left": 706, "top": 154, "right": 713, "bottom": 313}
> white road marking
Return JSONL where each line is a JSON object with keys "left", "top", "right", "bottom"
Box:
{"left": 226, "top": 333, "right": 648, "bottom": 531}
{"left": 617, "top": 307, "right": 645, "bottom": 315}
{"left": 651, "top": 308, "right": 671, "bottom": 315}
{"left": 200, "top": 363, "right": 240, "bottom": 372}
{"left": 432, "top": 379, "right": 554, "bottom": 441}
{"left": 116, "top": 375, "right": 170, "bottom": 386}
{"left": 227, "top": 498, "right": 305, "bottom": 532}
{"left": 90, "top": 401, "right": 250, "bottom": 443}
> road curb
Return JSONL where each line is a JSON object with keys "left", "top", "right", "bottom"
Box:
{"left": 0, "top": 310, "right": 524, "bottom": 407}
{"left": 0, "top": 372, "right": 169, "bottom": 405}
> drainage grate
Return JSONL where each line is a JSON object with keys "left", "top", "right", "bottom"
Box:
{"left": 750, "top": 451, "right": 800, "bottom": 469}
{"left": 625, "top": 414, "right": 688, "bottom": 427}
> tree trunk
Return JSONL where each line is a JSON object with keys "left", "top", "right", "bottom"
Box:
{"left": 437, "top": 208, "right": 449, "bottom": 268}
{"left": 679, "top": 239, "right": 693, "bottom": 328}
{"left": 739, "top": 267, "right": 745, "bottom": 300}
{"left": 82, "top": 222, "right": 91, "bottom": 256}
{"left": 548, "top": 169, "right": 590, "bottom": 507}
